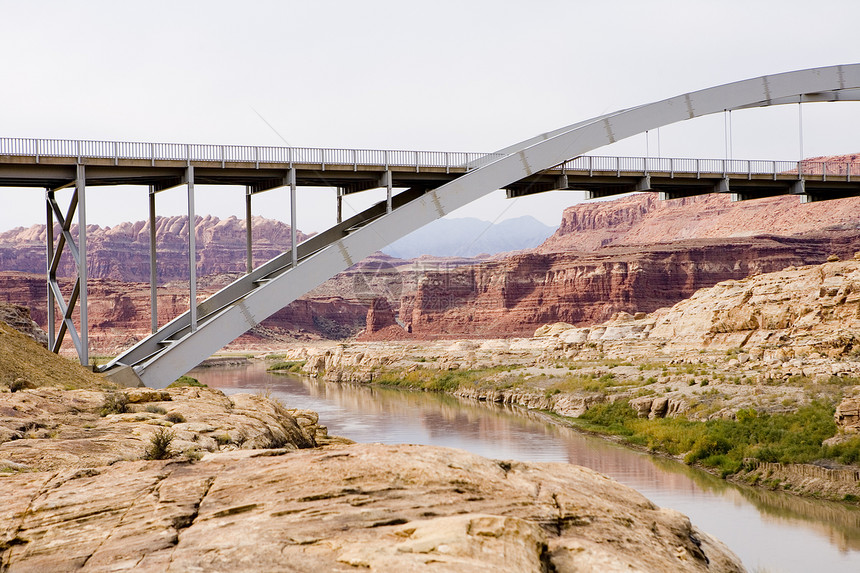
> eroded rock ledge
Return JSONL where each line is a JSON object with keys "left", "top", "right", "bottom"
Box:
{"left": 0, "top": 443, "right": 745, "bottom": 572}
{"left": 0, "top": 386, "right": 331, "bottom": 472}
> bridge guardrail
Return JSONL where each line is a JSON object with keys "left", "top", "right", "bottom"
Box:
{"left": 1, "top": 137, "right": 858, "bottom": 179}
{"left": 0, "top": 137, "right": 500, "bottom": 171}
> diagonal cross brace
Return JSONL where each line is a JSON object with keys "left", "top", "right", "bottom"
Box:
{"left": 45, "top": 165, "right": 88, "bottom": 364}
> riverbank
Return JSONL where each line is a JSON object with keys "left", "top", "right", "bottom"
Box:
{"left": 270, "top": 337, "right": 860, "bottom": 504}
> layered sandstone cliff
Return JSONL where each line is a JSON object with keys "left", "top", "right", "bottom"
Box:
{"left": 0, "top": 273, "right": 367, "bottom": 354}
{"left": 0, "top": 215, "right": 312, "bottom": 282}
{"left": 540, "top": 191, "right": 860, "bottom": 253}
{"left": 400, "top": 233, "right": 860, "bottom": 338}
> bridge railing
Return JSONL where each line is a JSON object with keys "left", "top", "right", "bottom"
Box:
{"left": 1, "top": 136, "right": 858, "bottom": 178}
{"left": 558, "top": 155, "right": 860, "bottom": 178}
{"left": 0, "top": 137, "right": 499, "bottom": 170}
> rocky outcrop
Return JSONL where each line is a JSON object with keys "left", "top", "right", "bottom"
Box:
{"left": 0, "top": 443, "right": 746, "bottom": 572}
{"left": 0, "top": 215, "right": 312, "bottom": 282}
{"left": 647, "top": 257, "right": 860, "bottom": 355}
{"left": 836, "top": 394, "right": 860, "bottom": 434}
{"left": 0, "top": 385, "right": 329, "bottom": 472}
{"left": 357, "top": 297, "right": 411, "bottom": 341}
{"left": 395, "top": 188, "right": 860, "bottom": 339}
{"left": 732, "top": 460, "right": 860, "bottom": 501}
{"left": 453, "top": 387, "right": 605, "bottom": 418}
{"left": 0, "top": 303, "right": 47, "bottom": 347}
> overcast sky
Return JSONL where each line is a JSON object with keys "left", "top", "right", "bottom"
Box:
{"left": 1, "top": 0, "right": 859, "bottom": 234}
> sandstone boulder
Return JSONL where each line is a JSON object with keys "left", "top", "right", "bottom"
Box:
{"left": 835, "top": 395, "right": 860, "bottom": 434}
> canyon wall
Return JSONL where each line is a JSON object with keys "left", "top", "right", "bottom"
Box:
{"left": 541, "top": 192, "right": 860, "bottom": 253}
{"left": 400, "top": 190, "right": 860, "bottom": 338}
{"left": 0, "top": 273, "right": 366, "bottom": 353}
{"left": 0, "top": 214, "right": 311, "bottom": 282}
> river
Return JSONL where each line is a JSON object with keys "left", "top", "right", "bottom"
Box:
{"left": 193, "top": 362, "right": 860, "bottom": 573}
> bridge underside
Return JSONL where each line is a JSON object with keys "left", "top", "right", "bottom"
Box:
{"left": 2, "top": 63, "right": 859, "bottom": 387}
{"left": 506, "top": 170, "right": 860, "bottom": 202}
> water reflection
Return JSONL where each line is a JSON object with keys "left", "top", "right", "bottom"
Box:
{"left": 195, "top": 362, "right": 860, "bottom": 573}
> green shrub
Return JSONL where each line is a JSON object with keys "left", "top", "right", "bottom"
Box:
{"left": 100, "top": 392, "right": 129, "bottom": 416}
{"left": 145, "top": 404, "right": 167, "bottom": 414}
{"left": 822, "top": 437, "right": 860, "bottom": 465}
{"left": 9, "top": 378, "right": 32, "bottom": 392}
{"left": 574, "top": 400, "right": 844, "bottom": 476}
{"left": 167, "top": 376, "right": 206, "bottom": 388}
{"left": 165, "top": 412, "right": 186, "bottom": 424}
{"left": 579, "top": 400, "right": 637, "bottom": 435}
{"left": 144, "top": 428, "right": 175, "bottom": 460}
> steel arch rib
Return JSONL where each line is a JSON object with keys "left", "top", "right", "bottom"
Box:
{"left": 128, "top": 64, "right": 860, "bottom": 387}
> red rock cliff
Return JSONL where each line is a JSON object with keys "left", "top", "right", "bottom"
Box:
{"left": 541, "top": 192, "right": 860, "bottom": 253}
{"left": 0, "top": 215, "right": 311, "bottom": 282}
{"left": 401, "top": 185, "right": 860, "bottom": 338}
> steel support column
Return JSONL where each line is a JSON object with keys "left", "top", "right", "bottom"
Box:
{"left": 245, "top": 186, "right": 253, "bottom": 273}
{"left": 77, "top": 165, "right": 87, "bottom": 366}
{"left": 44, "top": 166, "right": 88, "bottom": 364}
{"left": 382, "top": 170, "right": 393, "bottom": 213}
{"left": 45, "top": 190, "right": 55, "bottom": 349}
{"left": 187, "top": 166, "right": 197, "bottom": 332}
{"left": 336, "top": 186, "right": 343, "bottom": 225}
{"left": 289, "top": 168, "right": 297, "bottom": 268}
{"left": 148, "top": 186, "right": 158, "bottom": 334}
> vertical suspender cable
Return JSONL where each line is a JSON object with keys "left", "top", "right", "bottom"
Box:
{"left": 798, "top": 102, "right": 804, "bottom": 165}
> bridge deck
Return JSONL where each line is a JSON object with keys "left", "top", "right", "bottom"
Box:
{"left": 1, "top": 137, "right": 858, "bottom": 202}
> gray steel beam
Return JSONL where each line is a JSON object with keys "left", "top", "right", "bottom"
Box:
{"left": 76, "top": 165, "right": 88, "bottom": 366}
{"left": 381, "top": 171, "right": 393, "bottom": 213}
{"left": 186, "top": 166, "right": 197, "bottom": 332}
{"left": 245, "top": 186, "right": 253, "bottom": 273}
{"left": 149, "top": 186, "right": 158, "bottom": 334}
{"left": 45, "top": 190, "right": 55, "bottom": 350}
{"left": 289, "top": 168, "right": 297, "bottom": 268}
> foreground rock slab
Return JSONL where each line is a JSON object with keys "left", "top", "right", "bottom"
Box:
{"left": 0, "top": 443, "right": 745, "bottom": 572}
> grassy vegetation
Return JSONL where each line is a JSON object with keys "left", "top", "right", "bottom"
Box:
{"left": 267, "top": 360, "right": 306, "bottom": 374}
{"left": 574, "top": 400, "right": 858, "bottom": 477}
{"left": 167, "top": 375, "right": 206, "bottom": 388}
{"left": 372, "top": 365, "right": 522, "bottom": 392}
{"left": 545, "top": 372, "right": 650, "bottom": 396}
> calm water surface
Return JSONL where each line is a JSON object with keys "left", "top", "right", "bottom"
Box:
{"left": 194, "top": 362, "right": 860, "bottom": 573}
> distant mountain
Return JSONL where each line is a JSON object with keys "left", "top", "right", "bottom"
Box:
{"left": 381, "top": 216, "right": 555, "bottom": 259}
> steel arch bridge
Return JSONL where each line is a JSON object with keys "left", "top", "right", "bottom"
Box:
{"left": 16, "top": 64, "right": 860, "bottom": 387}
